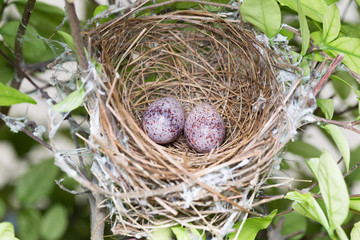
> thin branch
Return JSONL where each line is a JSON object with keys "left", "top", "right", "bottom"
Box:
{"left": 316, "top": 117, "right": 360, "bottom": 135}
{"left": 312, "top": 53, "right": 344, "bottom": 96}
{"left": 65, "top": 0, "right": 88, "bottom": 71}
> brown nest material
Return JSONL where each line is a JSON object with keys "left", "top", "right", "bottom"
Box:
{"left": 83, "top": 1, "right": 310, "bottom": 237}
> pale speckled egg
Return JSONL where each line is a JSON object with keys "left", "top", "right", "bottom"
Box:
{"left": 142, "top": 97, "right": 185, "bottom": 144}
{"left": 184, "top": 103, "right": 225, "bottom": 153}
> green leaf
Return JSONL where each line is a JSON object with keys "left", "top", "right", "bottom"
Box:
{"left": 226, "top": 210, "right": 277, "bottom": 240}
{"left": 316, "top": 99, "right": 334, "bottom": 119}
{"left": 40, "top": 204, "right": 68, "bottom": 240}
{"left": 171, "top": 225, "right": 206, "bottom": 240}
{"left": 331, "top": 71, "right": 356, "bottom": 99}
{"left": 149, "top": 227, "right": 172, "bottom": 240}
{"left": 0, "top": 222, "right": 18, "bottom": 240}
{"left": 351, "top": 222, "right": 360, "bottom": 240}
{"left": 15, "top": 159, "right": 59, "bottom": 205}
{"left": 0, "top": 42, "right": 14, "bottom": 84}
{"left": 277, "top": 212, "right": 306, "bottom": 240}
{"left": 0, "top": 199, "right": 5, "bottom": 219}
{"left": 277, "top": 0, "right": 328, "bottom": 22}
{"left": 280, "top": 27, "right": 295, "bottom": 40}
{"left": 322, "top": 124, "right": 350, "bottom": 172}
{"left": 285, "top": 191, "right": 330, "bottom": 230}
{"left": 325, "top": 0, "right": 338, "bottom": 4}
{"left": 13, "top": 0, "right": 70, "bottom": 40}
{"left": 18, "top": 209, "right": 41, "bottom": 240}
{"left": 58, "top": 31, "right": 75, "bottom": 52}
{"left": 0, "top": 21, "right": 52, "bottom": 63}
{"left": 286, "top": 140, "right": 321, "bottom": 158}
{"left": 311, "top": 31, "right": 324, "bottom": 45}
{"left": 350, "top": 197, "right": 360, "bottom": 212}
{"left": 307, "top": 151, "right": 349, "bottom": 226}
{"left": 326, "top": 37, "right": 360, "bottom": 75}
{"left": 334, "top": 221, "right": 349, "bottom": 240}
{"left": 296, "top": 0, "right": 310, "bottom": 56}
{"left": 52, "top": 86, "right": 86, "bottom": 112}
{"left": 0, "top": 82, "right": 36, "bottom": 106}
{"left": 355, "top": 0, "right": 360, "bottom": 7}
{"left": 240, "top": 0, "right": 281, "bottom": 38}
{"left": 93, "top": 5, "right": 108, "bottom": 17}
{"left": 330, "top": 74, "right": 360, "bottom": 98}
{"left": 323, "top": 4, "right": 340, "bottom": 43}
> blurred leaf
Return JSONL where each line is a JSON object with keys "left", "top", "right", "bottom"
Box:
{"left": 331, "top": 71, "right": 356, "bottom": 99}
{"left": 0, "top": 222, "right": 19, "bottom": 240}
{"left": 311, "top": 31, "right": 323, "bottom": 45}
{"left": 277, "top": 0, "right": 327, "bottom": 22}
{"left": 296, "top": 0, "right": 310, "bottom": 56}
{"left": 351, "top": 222, "right": 360, "bottom": 240}
{"left": 316, "top": 99, "right": 334, "bottom": 119}
{"left": 13, "top": 0, "right": 70, "bottom": 40}
{"left": 240, "top": 0, "right": 281, "bottom": 38}
{"left": 285, "top": 191, "right": 329, "bottom": 230}
{"left": 0, "top": 199, "right": 5, "bottom": 219}
{"left": 330, "top": 74, "right": 360, "bottom": 98}
{"left": 286, "top": 140, "right": 321, "bottom": 158}
{"left": 321, "top": 124, "right": 350, "bottom": 172}
{"left": 53, "top": 86, "right": 86, "bottom": 112}
{"left": 58, "top": 31, "right": 75, "bottom": 52}
{"left": 171, "top": 225, "right": 205, "bottom": 240}
{"left": 18, "top": 209, "right": 41, "bottom": 240}
{"left": 16, "top": 159, "right": 59, "bottom": 205}
{"left": 334, "top": 221, "right": 349, "bottom": 240}
{"left": 278, "top": 212, "right": 306, "bottom": 240}
{"left": 226, "top": 210, "right": 277, "bottom": 240}
{"left": 0, "top": 82, "right": 36, "bottom": 106}
{"left": 0, "top": 42, "right": 14, "bottom": 84}
{"left": 40, "top": 204, "right": 68, "bottom": 240}
{"left": 149, "top": 227, "right": 172, "bottom": 240}
{"left": 323, "top": 4, "right": 340, "bottom": 43}
{"left": 326, "top": 37, "right": 360, "bottom": 75}
{"left": 356, "top": 0, "right": 360, "bottom": 7}
{"left": 307, "top": 151, "right": 349, "bottom": 226}
{"left": 0, "top": 21, "right": 52, "bottom": 63}
{"left": 350, "top": 197, "right": 360, "bottom": 212}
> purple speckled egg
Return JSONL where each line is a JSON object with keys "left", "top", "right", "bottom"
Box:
{"left": 142, "top": 97, "right": 185, "bottom": 144}
{"left": 185, "top": 103, "right": 225, "bottom": 153}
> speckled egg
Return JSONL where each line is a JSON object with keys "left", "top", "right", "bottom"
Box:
{"left": 142, "top": 97, "right": 185, "bottom": 144}
{"left": 184, "top": 103, "right": 225, "bottom": 153}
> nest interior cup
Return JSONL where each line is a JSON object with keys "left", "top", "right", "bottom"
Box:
{"left": 87, "top": 3, "right": 285, "bottom": 236}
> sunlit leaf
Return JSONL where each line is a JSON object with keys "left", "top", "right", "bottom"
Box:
{"left": 0, "top": 82, "right": 36, "bottom": 106}
{"left": 351, "top": 222, "right": 360, "bottom": 240}
{"left": 149, "top": 227, "right": 172, "bottom": 240}
{"left": 40, "top": 204, "right": 68, "bottom": 240}
{"left": 52, "top": 86, "right": 86, "bottom": 112}
{"left": 322, "top": 124, "right": 350, "bottom": 172}
{"left": 93, "top": 5, "right": 108, "bottom": 17}
{"left": 226, "top": 210, "right": 277, "bottom": 240}
{"left": 240, "top": 0, "right": 281, "bottom": 38}
{"left": 326, "top": 37, "right": 360, "bottom": 75}
{"left": 171, "top": 225, "right": 205, "bottom": 240}
{"left": 334, "top": 221, "right": 349, "bottom": 240}
{"left": 307, "top": 151, "right": 349, "bottom": 226}
{"left": 15, "top": 159, "right": 59, "bottom": 205}
{"left": 316, "top": 99, "right": 334, "bottom": 119}
{"left": 285, "top": 191, "right": 329, "bottom": 230}
{"left": 0, "top": 222, "right": 18, "bottom": 240}
{"left": 296, "top": 0, "right": 310, "bottom": 55}
{"left": 350, "top": 197, "right": 360, "bottom": 212}
{"left": 325, "top": 0, "right": 338, "bottom": 4}
{"left": 277, "top": 0, "right": 327, "bottom": 22}
{"left": 323, "top": 4, "right": 340, "bottom": 43}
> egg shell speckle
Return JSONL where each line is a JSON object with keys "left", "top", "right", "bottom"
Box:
{"left": 184, "top": 103, "right": 225, "bottom": 153}
{"left": 142, "top": 97, "right": 185, "bottom": 144}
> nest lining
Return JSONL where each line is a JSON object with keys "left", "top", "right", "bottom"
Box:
{"left": 82, "top": 2, "right": 313, "bottom": 237}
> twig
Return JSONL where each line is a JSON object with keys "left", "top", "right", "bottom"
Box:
{"left": 312, "top": 53, "right": 344, "bottom": 96}
{"left": 65, "top": 0, "right": 88, "bottom": 71}
{"left": 316, "top": 117, "right": 360, "bottom": 135}
{"left": 0, "top": 112, "right": 53, "bottom": 152}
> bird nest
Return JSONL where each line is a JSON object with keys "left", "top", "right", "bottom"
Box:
{"left": 82, "top": 1, "right": 313, "bottom": 237}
